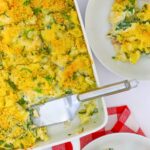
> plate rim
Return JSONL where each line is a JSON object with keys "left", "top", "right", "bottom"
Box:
{"left": 82, "top": 133, "right": 150, "bottom": 150}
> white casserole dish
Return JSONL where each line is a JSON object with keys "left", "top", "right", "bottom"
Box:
{"left": 32, "top": 0, "right": 108, "bottom": 149}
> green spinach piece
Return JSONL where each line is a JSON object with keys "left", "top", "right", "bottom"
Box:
{"left": 112, "top": 56, "right": 116, "bottom": 59}
{"left": 116, "top": 20, "right": 132, "bottom": 30}
{"left": 47, "top": 24, "right": 51, "bottom": 29}
{"left": 17, "top": 97, "right": 28, "bottom": 106}
{"left": 34, "top": 87, "right": 42, "bottom": 93}
{"left": 65, "top": 89, "right": 73, "bottom": 94}
{"left": 4, "top": 143, "right": 14, "bottom": 149}
{"left": 6, "top": 79, "right": 18, "bottom": 91}
{"left": 72, "top": 72, "right": 78, "bottom": 80}
{"left": 0, "top": 140, "right": 4, "bottom": 145}
{"left": 125, "top": 6, "right": 135, "bottom": 13}
{"left": 21, "top": 67, "right": 32, "bottom": 73}
{"left": 0, "top": 62, "right": 3, "bottom": 69}
{"left": 20, "top": 143, "right": 24, "bottom": 149}
{"left": 79, "top": 109, "right": 86, "bottom": 114}
{"left": 62, "top": 12, "right": 70, "bottom": 20}
{"left": 33, "top": 7, "right": 42, "bottom": 15}
{"left": 40, "top": 46, "right": 51, "bottom": 54}
{"left": 129, "top": 0, "right": 135, "bottom": 5}
{"left": 44, "top": 75, "right": 53, "bottom": 83}
{"left": 23, "top": 0, "right": 31, "bottom": 6}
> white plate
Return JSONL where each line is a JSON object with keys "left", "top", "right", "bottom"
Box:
{"left": 83, "top": 133, "right": 150, "bottom": 150}
{"left": 85, "top": 0, "right": 150, "bottom": 80}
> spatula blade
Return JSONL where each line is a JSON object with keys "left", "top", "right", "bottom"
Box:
{"left": 32, "top": 95, "right": 80, "bottom": 127}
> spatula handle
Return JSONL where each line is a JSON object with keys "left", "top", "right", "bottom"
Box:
{"left": 77, "top": 80, "right": 139, "bottom": 102}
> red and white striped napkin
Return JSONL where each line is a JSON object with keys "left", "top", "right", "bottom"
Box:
{"left": 52, "top": 105, "right": 145, "bottom": 150}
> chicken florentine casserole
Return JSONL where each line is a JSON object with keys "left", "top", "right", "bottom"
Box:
{"left": 108, "top": 0, "right": 150, "bottom": 64}
{"left": 0, "top": 0, "right": 96, "bottom": 149}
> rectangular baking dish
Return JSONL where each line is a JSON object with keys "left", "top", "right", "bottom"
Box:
{"left": 32, "top": 0, "right": 108, "bottom": 149}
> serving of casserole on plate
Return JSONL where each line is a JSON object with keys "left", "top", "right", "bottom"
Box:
{"left": 108, "top": 0, "right": 150, "bottom": 64}
{"left": 0, "top": 0, "right": 107, "bottom": 149}
{"left": 85, "top": 0, "right": 150, "bottom": 80}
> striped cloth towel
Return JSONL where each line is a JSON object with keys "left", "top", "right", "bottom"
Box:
{"left": 52, "top": 105, "right": 145, "bottom": 150}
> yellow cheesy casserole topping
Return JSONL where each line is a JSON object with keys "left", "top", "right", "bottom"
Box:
{"left": 0, "top": 0, "right": 96, "bottom": 149}
{"left": 108, "top": 0, "right": 150, "bottom": 64}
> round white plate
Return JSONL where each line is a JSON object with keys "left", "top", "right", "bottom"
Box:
{"left": 85, "top": 0, "right": 150, "bottom": 80}
{"left": 82, "top": 133, "right": 150, "bottom": 150}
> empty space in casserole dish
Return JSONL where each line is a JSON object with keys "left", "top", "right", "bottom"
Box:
{"left": 33, "top": 98, "right": 107, "bottom": 149}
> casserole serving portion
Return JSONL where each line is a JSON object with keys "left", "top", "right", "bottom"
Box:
{"left": 108, "top": 0, "right": 150, "bottom": 64}
{"left": 0, "top": 0, "right": 107, "bottom": 149}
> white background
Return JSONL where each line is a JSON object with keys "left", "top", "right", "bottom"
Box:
{"left": 77, "top": 0, "right": 150, "bottom": 137}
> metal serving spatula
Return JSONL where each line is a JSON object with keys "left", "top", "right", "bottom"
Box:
{"left": 32, "top": 80, "right": 138, "bottom": 127}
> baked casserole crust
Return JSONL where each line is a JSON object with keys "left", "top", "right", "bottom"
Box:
{"left": 0, "top": 0, "right": 96, "bottom": 149}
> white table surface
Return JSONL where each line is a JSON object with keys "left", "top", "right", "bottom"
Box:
{"left": 77, "top": 0, "right": 150, "bottom": 138}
